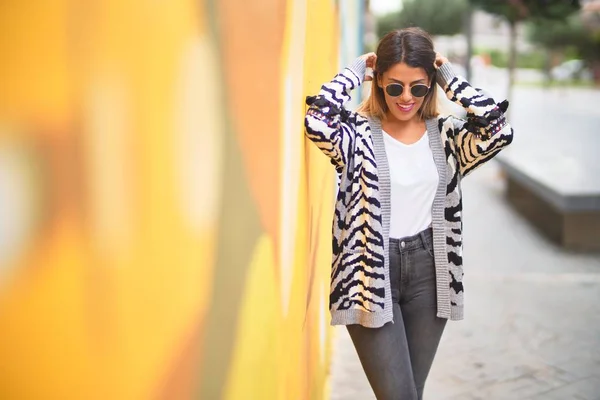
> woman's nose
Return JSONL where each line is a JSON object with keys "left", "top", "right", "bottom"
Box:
{"left": 400, "top": 88, "right": 412, "bottom": 103}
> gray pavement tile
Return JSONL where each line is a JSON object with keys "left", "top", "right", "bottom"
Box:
{"left": 541, "top": 376, "right": 600, "bottom": 400}
{"left": 554, "top": 359, "right": 600, "bottom": 381}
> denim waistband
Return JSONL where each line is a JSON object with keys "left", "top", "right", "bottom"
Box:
{"left": 389, "top": 227, "right": 433, "bottom": 252}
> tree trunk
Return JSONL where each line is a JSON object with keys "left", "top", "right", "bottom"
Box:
{"left": 542, "top": 50, "right": 552, "bottom": 88}
{"left": 507, "top": 20, "right": 517, "bottom": 110}
{"left": 593, "top": 60, "right": 600, "bottom": 87}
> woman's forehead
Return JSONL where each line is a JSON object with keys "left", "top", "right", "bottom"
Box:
{"left": 383, "top": 62, "right": 428, "bottom": 83}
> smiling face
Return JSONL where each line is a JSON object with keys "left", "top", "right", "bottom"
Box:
{"left": 377, "top": 62, "right": 430, "bottom": 123}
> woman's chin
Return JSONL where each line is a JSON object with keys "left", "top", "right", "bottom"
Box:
{"left": 389, "top": 110, "right": 419, "bottom": 122}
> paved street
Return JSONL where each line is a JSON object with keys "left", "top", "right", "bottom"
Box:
{"left": 329, "top": 83, "right": 600, "bottom": 400}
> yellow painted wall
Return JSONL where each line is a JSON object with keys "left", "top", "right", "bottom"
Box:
{"left": 0, "top": 0, "right": 361, "bottom": 399}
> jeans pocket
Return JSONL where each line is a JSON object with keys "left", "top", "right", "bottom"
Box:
{"left": 424, "top": 242, "right": 435, "bottom": 258}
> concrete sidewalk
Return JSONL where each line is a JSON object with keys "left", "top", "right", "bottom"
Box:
{"left": 329, "top": 161, "right": 600, "bottom": 400}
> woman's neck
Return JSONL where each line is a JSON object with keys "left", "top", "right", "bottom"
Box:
{"left": 381, "top": 114, "right": 426, "bottom": 144}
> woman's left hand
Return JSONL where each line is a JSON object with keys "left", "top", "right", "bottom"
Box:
{"left": 434, "top": 53, "right": 449, "bottom": 69}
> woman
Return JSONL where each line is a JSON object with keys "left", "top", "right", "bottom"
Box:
{"left": 304, "top": 27, "right": 513, "bottom": 400}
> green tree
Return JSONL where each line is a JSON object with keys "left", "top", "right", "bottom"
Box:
{"left": 469, "top": 0, "right": 580, "bottom": 102}
{"left": 582, "top": 6, "right": 600, "bottom": 83}
{"left": 528, "top": 11, "right": 600, "bottom": 84}
{"left": 377, "top": 0, "right": 469, "bottom": 40}
{"left": 528, "top": 14, "right": 585, "bottom": 82}
{"left": 528, "top": 14, "right": 588, "bottom": 49}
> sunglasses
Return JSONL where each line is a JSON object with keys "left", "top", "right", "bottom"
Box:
{"left": 384, "top": 83, "right": 430, "bottom": 98}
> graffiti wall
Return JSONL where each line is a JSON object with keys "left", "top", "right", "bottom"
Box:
{"left": 0, "top": 0, "right": 362, "bottom": 399}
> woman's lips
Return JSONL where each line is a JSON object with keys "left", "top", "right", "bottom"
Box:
{"left": 396, "top": 103, "right": 415, "bottom": 112}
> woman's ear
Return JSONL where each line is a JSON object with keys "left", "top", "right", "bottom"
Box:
{"left": 376, "top": 73, "right": 383, "bottom": 88}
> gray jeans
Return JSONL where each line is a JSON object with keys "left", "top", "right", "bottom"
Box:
{"left": 346, "top": 228, "right": 447, "bottom": 400}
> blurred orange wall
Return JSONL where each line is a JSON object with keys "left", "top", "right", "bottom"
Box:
{"left": 0, "top": 0, "right": 362, "bottom": 399}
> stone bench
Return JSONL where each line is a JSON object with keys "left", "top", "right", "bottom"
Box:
{"left": 496, "top": 152, "right": 600, "bottom": 251}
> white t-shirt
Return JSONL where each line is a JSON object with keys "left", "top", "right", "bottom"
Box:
{"left": 382, "top": 130, "right": 439, "bottom": 239}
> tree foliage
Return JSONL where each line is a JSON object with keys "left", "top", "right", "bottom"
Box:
{"left": 527, "top": 14, "right": 589, "bottom": 49}
{"left": 468, "top": 0, "right": 581, "bottom": 23}
{"left": 527, "top": 7, "right": 600, "bottom": 63}
{"left": 467, "top": 0, "right": 582, "bottom": 100}
{"left": 377, "top": 0, "right": 468, "bottom": 40}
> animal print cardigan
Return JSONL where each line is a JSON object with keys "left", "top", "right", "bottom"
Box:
{"left": 304, "top": 58, "right": 513, "bottom": 328}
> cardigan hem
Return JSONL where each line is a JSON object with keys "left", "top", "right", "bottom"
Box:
{"left": 435, "top": 305, "right": 464, "bottom": 321}
{"left": 450, "top": 306, "right": 464, "bottom": 321}
{"left": 330, "top": 308, "right": 394, "bottom": 328}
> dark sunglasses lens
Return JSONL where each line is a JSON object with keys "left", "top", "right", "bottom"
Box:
{"left": 385, "top": 84, "right": 403, "bottom": 97}
{"left": 411, "top": 85, "right": 429, "bottom": 97}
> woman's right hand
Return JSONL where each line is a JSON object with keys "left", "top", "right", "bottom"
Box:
{"left": 434, "top": 52, "right": 449, "bottom": 69}
{"left": 359, "top": 52, "right": 377, "bottom": 81}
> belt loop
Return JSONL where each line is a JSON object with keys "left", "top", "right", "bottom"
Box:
{"left": 419, "top": 230, "right": 427, "bottom": 251}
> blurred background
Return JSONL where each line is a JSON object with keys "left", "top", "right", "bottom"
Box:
{"left": 0, "top": 0, "right": 598, "bottom": 399}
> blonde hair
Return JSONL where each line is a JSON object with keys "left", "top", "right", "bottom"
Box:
{"left": 357, "top": 27, "right": 439, "bottom": 121}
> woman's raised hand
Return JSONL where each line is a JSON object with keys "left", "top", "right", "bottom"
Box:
{"left": 360, "top": 52, "right": 377, "bottom": 81}
{"left": 434, "top": 53, "right": 449, "bottom": 69}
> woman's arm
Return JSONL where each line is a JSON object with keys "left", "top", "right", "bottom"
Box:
{"left": 304, "top": 55, "right": 373, "bottom": 169}
{"left": 436, "top": 56, "right": 514, "bottom": 177}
